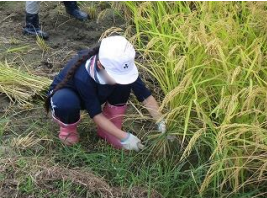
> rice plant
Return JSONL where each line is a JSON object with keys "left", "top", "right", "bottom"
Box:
{"left": 119, "top": 1, "right": 267, "bottom": 197}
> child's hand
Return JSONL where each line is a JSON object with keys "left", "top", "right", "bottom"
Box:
{"left": 157, "top": 120, "right": 175, "bottom": 142}
{"left": 120, "top": 132, "right": 144, "bottom": 152}
{"left": 157, "top": 120, "right": 166, "bottom": 133}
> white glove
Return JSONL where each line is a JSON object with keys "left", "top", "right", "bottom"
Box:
{"left": 157, "top": 120, "right": 166, "bottom": 133}
{"left": 157, "top": 120, "right": 175, "bottom": 141}
{"left": 120, "top": 133, "right": 144, "bottom": 152}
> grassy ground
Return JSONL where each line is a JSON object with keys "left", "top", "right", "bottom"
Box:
{"left": 0, "top": 106, "right": 186, "bottom": 198}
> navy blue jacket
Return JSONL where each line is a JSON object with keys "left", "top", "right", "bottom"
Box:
{"left": 49, "top": 49, "right": 151, "bottom": 118}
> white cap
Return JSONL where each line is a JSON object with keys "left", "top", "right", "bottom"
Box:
{"left": 99, "top": 36, "right": 139, "bottom": 85}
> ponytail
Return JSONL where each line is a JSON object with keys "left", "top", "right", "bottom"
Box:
{"left": 44, "top": 44, "right": 100, "bottom": 114}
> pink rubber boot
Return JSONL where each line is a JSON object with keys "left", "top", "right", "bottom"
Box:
{"left": 52, "top": 116, "right": 80, "bottom": 146}
{"left": 97, "top": 103, "right": 127, "bottom": 149}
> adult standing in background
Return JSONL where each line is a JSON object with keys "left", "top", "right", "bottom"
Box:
{"left": 23, "top": 1, "right": 89, "bottom": 39}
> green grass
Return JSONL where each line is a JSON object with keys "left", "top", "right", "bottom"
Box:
{"left": 0, "top": 110, "right": 205, "bottom": 198}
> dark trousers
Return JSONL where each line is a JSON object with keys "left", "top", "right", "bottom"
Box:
{"left": 50, "top": 86, "right": 131, "bottom": 124}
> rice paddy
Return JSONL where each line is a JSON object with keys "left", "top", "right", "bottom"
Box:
{"left": 118, "top": 1, "right": 267, "bottom": 197}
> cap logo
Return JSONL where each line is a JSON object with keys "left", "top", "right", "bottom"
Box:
{"left": 123, "top": 64, "right": 129, "bottom": 69}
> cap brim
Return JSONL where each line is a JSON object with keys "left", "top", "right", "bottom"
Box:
{"left": 105, "top": 63, "right": 139, "bottom": 85}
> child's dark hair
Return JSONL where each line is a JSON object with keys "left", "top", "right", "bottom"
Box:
{"left": 44, "top": 44, "right": 100, "bottom": 114}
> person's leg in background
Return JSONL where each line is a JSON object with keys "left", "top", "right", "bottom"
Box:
{"left": 50, "top": 88, "right": 82, "bottom": 145}
{"left": 63, "top": 1, "right": 89, "bottom": 21}
{"left": 97, "top": 85, "right": 131, "bottom": 148}
{"left": 23, "top": 1, "right": 49, "bottom": 39}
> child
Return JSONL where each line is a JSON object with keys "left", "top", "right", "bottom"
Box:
{"left": 45, "top": 36, "right": 166, "bottom": 152}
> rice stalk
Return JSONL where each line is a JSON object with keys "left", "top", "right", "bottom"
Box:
{"left": 0, "top": 61, "right": 52, "bottom": 106}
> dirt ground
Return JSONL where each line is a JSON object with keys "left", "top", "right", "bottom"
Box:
{"left": 0, "top": 1, "right": 125, "bottom": 71}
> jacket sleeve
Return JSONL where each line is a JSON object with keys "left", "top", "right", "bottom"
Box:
{"left": 131, "top": 76, "right": 152, "bottom": 102}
